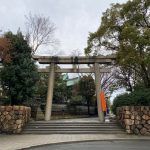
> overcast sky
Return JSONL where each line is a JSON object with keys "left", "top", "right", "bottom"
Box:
{"left": 1, "top": 0, "right": 129, "bottom": 100}
{"left": 0, "top": 0, "right": 128, "bottom": 56}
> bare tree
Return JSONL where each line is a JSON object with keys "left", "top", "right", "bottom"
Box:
{"left": 71, "top": 49, "right": 82, "bottom": 56}
{"left": 100, "top": 65, "right": 138, "bottom": 96}
{"left": 25, "top": 13, "right": 57, "bottom": 55}
{"left": 101, "top": 69, "right": 118, "bottom": 96}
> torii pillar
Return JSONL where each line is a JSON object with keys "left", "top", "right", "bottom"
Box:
{"left": 95, "top": 63, "right": 105, "bottom": 122}
{"left": 45, "top": 63, "right": 55, "bottom": 121}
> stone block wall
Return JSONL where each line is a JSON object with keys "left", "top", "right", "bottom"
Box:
{"left": 117, "top": 106, "right": 150, "bottom": 135}
{"left": 0, "top": 106, "right": 31, "bottom": 133}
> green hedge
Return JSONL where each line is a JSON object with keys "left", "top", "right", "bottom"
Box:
{"left": 112, "top": 88, "right": 150, "bottom": 114}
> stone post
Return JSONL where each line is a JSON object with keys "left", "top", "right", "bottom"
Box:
{"left": 94, "top": 63, "right": 104, "bottom": 122}
{"left": 45, "top": 63, "right": 55, "bottom": 121}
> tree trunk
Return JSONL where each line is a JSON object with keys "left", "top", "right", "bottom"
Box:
{"left": 10, "top": 96, "right": 16, "bottom": 105}
{"left": 141, "top": 63, "right": 150, "bottom": 88}
{"left": 87, "top": 98, "right": 90, "bottom": 115}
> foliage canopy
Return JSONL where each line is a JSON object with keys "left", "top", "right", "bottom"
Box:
{"left": 0, "top": 31, "right": 39, "bottom": 105}
{"left": 112, "top": 88, "right": 150, "bottom": 114}
{"left": 85, "top": 0, "right": 150, "bottom": 89}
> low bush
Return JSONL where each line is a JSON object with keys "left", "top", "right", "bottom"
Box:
{"left": 112, "top": 88, "right": 150, "bottom": 114}
{"left": 67, "top": 95, "right": 83, "bottom": 106}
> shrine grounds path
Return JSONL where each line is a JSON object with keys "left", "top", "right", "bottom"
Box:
{"left": 0, "top": 118, "right": 150, "bottom": 150}
{"left": 27, "top": 140, "right": 150, "bottom": 150}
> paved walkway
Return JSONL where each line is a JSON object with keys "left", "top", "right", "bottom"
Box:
{"left": 0, "top": 118, "right": 150, "bottom": 150}
{"left": 34, "top": 116, "right": 111, "bottom": 123}
{"left": 36, "top": 117, "right": 100, "bottom": 122}
{"left": 27, "top": 140, "right": 150, "bottom": 150}
{"left": 0, "top": 133, "right": 150, "bottom": 150}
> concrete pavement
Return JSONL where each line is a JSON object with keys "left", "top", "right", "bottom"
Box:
{"left": 27, "top": 140, "right": 150, "bottom": 150}
{"left": 0, "top": 134, "right": 150, "bottom": 150}
{"left": 0, "top": 117, "right": 150, "bottom": 150}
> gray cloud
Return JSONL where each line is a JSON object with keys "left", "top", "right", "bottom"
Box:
{"left": 0, "top": 0, "right": 128, "bottom": 55}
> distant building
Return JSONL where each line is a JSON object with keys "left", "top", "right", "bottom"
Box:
{"left": 62, "top": 73, "right": 80, "bottom": 86}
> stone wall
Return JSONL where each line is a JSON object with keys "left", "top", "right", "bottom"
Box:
{"left": 0, "top": 106, "right": 31, "bottom": 133}
{"left": 117, "top": 106, "right": 150, "bottom": 135}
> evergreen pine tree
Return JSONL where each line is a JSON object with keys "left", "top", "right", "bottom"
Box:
{"left": 1, "top": 31, "right": 39, "bottom": 105}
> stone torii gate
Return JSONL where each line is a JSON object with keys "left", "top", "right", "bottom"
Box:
{"left": 34, "top": 55, "right": 115, "bottom": 122}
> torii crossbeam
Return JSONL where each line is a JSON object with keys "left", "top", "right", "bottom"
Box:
{"left": 34, "top": 55, "right": 115, "bottom": 122}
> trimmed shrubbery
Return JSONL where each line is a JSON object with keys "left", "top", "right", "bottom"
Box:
{"left": 112, "top": 88, "right": 150, "bottom": 114}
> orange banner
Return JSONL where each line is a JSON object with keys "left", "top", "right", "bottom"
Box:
{"left": 100, "top": 91, "right": 106, "bottom": 112}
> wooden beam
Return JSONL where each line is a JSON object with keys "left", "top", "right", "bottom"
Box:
{"left": 38, "top": 68, "right": 110, "bottom": 73}
{"left": 33, "top": 55, "right": 116, "bottom": 64}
